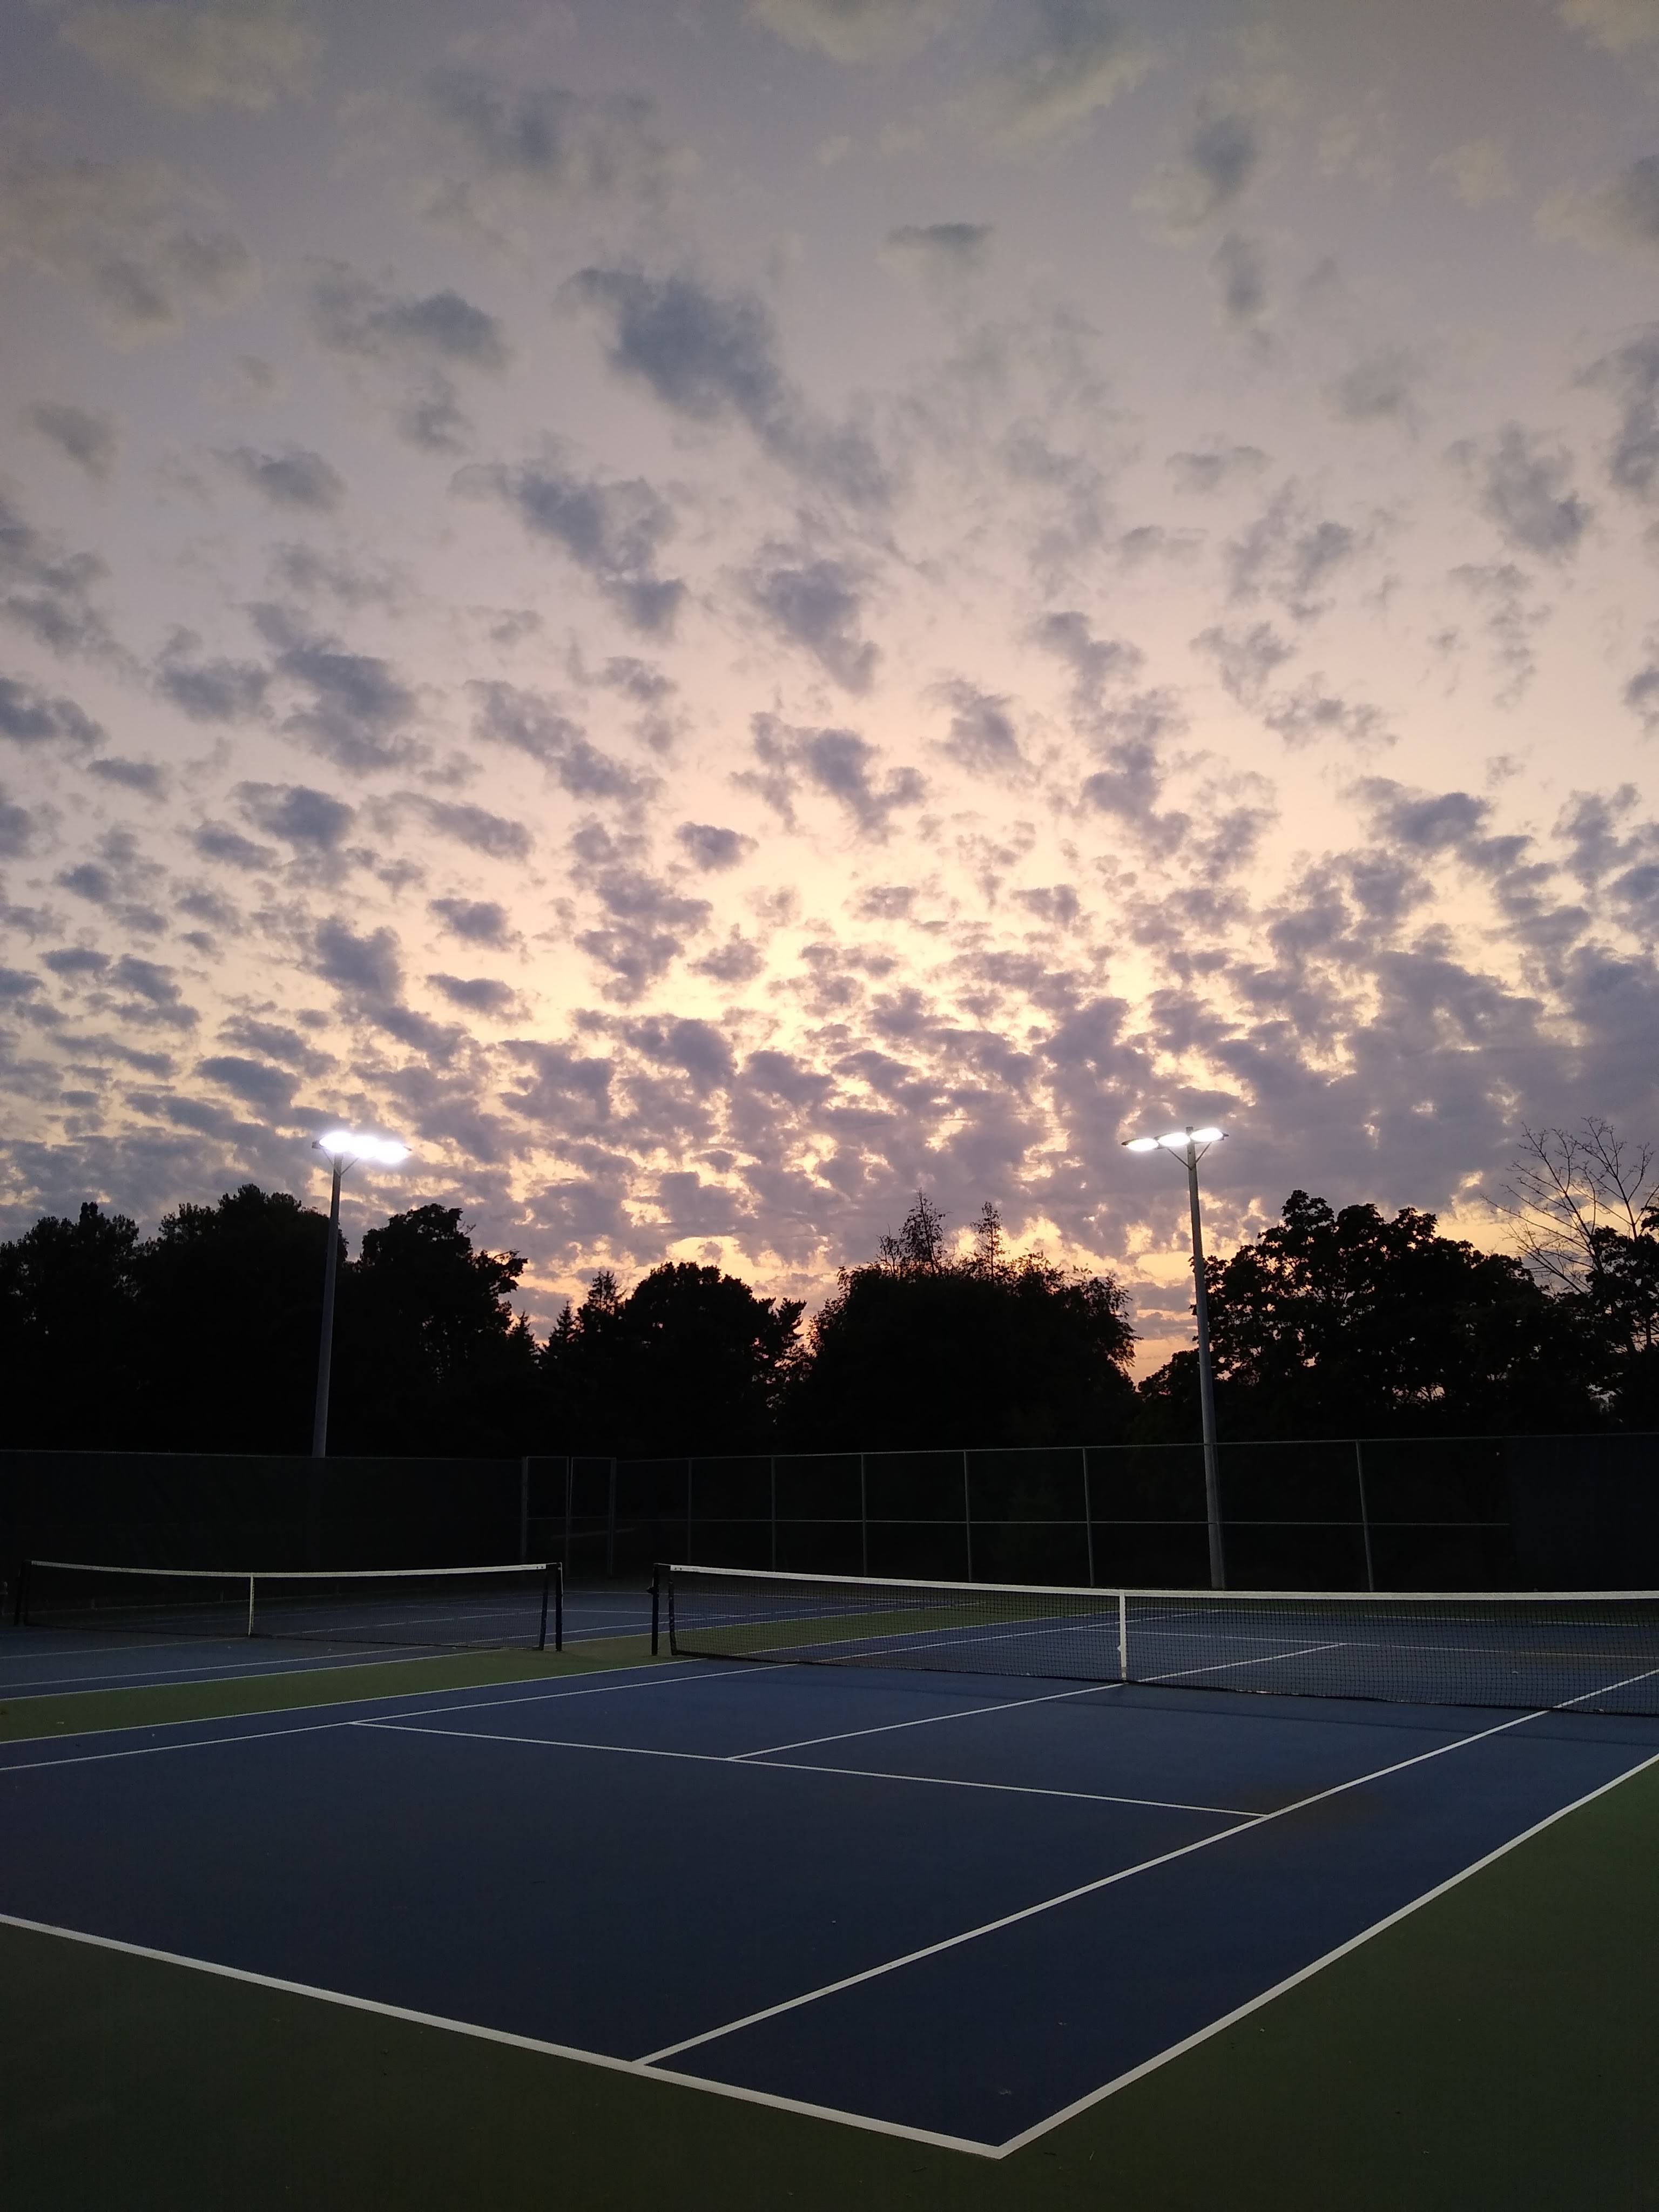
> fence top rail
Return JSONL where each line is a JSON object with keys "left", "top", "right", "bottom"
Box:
{"left": 24, "top": 1558, "right": 555, "bottom": 1582}
{"left": 575, "top": 1430, "right": 1659, "bottom": 1461}
{"left": 658, "top": 1562, "right": 1659, "bottom": 1604}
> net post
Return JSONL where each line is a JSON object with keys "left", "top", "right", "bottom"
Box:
{"left": 554, "top": 1562, "right": 563, "bottom": 1651}
{"left": 1117, "top": 1589, "right": 1129, "bottom": 1681}
{"left": 246, "top": 1574, "right": 256, "bottom": 1638}
{"left": 1355, "top": 1441, "right": 1376, "bottom": 1593}
{"left": 14, "top": 1558, "right": 30, "bottom": 1628}
{"left": 650, "top": 1564, "right": 660, "bottom": 1657}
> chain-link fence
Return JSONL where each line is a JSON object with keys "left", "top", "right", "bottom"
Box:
{"left": 525, "top": 1433, "right": 1659, "bottom": 1593}
{"left": 4, "top": 1432, "right": 1655, "bottom": 1596}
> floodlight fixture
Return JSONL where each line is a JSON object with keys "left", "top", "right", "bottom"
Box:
{"left": 1122, "top": 1120, "right": 1229, "bottom": 1588}
{"left": 315, "top": 1129, "right": 408, "bottom": 1165}
{"left": 310, "top": 1126, "right": 409, "bottom": 1457}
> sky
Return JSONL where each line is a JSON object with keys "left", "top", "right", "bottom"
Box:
{"left": 2, "top": 0, "right": 1658, "bottom": 1366}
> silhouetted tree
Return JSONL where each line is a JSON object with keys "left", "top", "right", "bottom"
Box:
{"left": 784, "top": 1197, "right": 1136, "bottom": 1448}
{"left": 132, "top": 1186, "right": 330, "bottom": 1451}
{"left": 0, "top": 1202, "right": 142, "bottom": 1445}
{"left": 331, "top": 1203, "right": 538, "bottom": 1454}
{"left": 539, "top": 1262, "right": 803, "bottom": 1454}
{"left": 1137, "top": 1189, "right": 1600, "bottom": 1440}
{"left": 1501, "top": 1120, "right": 1659, "bottom": 1425}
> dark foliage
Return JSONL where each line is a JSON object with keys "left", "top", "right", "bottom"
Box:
{"left": 1137, "top": 1189, "right": 1602, "bottom": 1440}
{"left": 329, "top": 1203, "right": 538, "bottom": 1455}
{"left": 0, "top": 1202, "right": 143, "bottom": 1446}
{"left": 540, "top": 1261, "right": 803, "bottom": 1454}
{"left": 135, "top": 1186, "right": 333, "bottom": 1451}
{"left": 0, "top": 1186, "right": 535, "bottom": 1455}
{"left": 784, "top": 1199, "right": 1137, "bottom": 1449}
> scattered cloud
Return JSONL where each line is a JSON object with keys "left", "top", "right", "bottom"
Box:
{"left": 155, "top": 630, "right": 268, "bottom": 722}
{"left": 1209, "top": 230, "right": 1268, "bottom": 330}
{"left": 468, "top": 680, "right": 652, "bottom": 801}
{"left": 458, "top": 451, "right": 685, "bottom": 635}
{"left": 426, "top": 972, "right": 523, "bottom": 1017}
{"left": 933, "top": 678, "right": 1024, "bottom": 775}
{"left": 417, "top": 66, "right": 678, "bottom": 227}
{"left": 564, "top": 267, "right": 889, "bottom": 507}
{"left": 880, "top": 221, "right": 993, "bottom": 280}
{"left": 1327, "top": 347, "right": 1420, "bottom": 428}
{"left": 1543, "top": 156, "right": 1659, "bottom": 258}
{"left": 0, "top": 125, "right": 256, "bottom": 335}
{"left": 236, "top": 780, "right": 355, "bottom": 851}
{"left": 1447, "top": 423, "right": 1591, "bottom": 559}
{"left": 429, "top": 896, "right": 514, "bottom": 946}
{"left": 677, "top": 822, "right": 755, "bottom": 871}
{"left": 1582, "top": 326, "right": 1659, "bottom": 502}
{"left": 0, "top": 489, "right": 120, "bottom": 661}
{"left": 218, "top": 444, "right": 345, "bottom": 511}
{"left": 1166, "top": 441, "right": 1268, "bottom": 495}
{"left": 1451, "top": 563, "right": 1551, "bottom": 705}
{"left": 741, "top": 713, "right": 925, "bottom": 838}
{"left": 1138, "top": 93, "right": 1263, "bottom": 235}
{"left": 252, "top": 606, "right": 421, "bottom": 771}
{"left": 743, "top": 546, "right": 880, "bottom": 691}
{"left": 307, "top": 260, "right": 508, "bottom": 450}
{"left": 1226, "top": 485, "right": 1367, "bottom": 619}
{"left": 0, "top": 675, "right": 103, "bottom": 748}
{"left": 1432, "top": 140, "right": 1515, "bottom": 207}
{"left": 748, "top": 0, "right": 957, "bottom": 62}
{"left": 1555, "top": 0, "right": 1659, "bottom": 53}
{"left": 24, "top": 400, "right": 117, "bottom": 480}
{"left": 59, "top": 2, "right": 321, "bottom": 111}
{"left": 986, "top": 0, "right": 1156, "bottom": 150}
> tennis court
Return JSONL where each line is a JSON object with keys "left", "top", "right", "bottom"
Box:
{"left": 4, "top": 1561, "right": 1659, "bottom": 2196}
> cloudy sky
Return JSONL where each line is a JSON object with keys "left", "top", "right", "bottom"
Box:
{"left": 3, "top": 0, "right": 1658, "bottom": 1363}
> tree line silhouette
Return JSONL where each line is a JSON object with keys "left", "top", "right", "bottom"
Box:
{"left": 2, "top": 1120, "right": 1654, "bottom": 1458}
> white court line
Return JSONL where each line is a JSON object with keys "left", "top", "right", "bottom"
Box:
{"left": 997, "top": 1736, "right": 1659, "bottom": 2154}
{"left": 0, "top": 1647, "right": 433, "bottom": 1695}
{"left": 732, "top": 1678, "right": 1124, "bottom": 1759}
{"left": 636, "top": 1704, "right": 1546, "bottom": 2066}
{"left": 0, "top": 1911, "right": 995, "bottom": 2161}
{"left": 6, "top": 1687, "right": 1657, "bottom": 2159}
{"left": 0, "top": 1661, "right": 752, "bottom": 1764}
{"left": 0, "top": 1719, "right": 356, "bottom": 1775}
{"left": 1141, "top": 1640, "right": 1347, "bottom": 1684}
{"left": 355, "top": 1717, "right": 1257, "bottom": 1818}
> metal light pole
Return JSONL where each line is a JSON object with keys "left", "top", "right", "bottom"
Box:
{"left": 311, "top": 1129, "right": 408, "bottom": 1459}
{"left": 1124, "top": 1124, "right": 1228, "bottom": 1589}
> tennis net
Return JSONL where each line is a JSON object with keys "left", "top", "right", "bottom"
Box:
{"left": 16, "top": 1559, "right": 560, "bottom": 1651}
{"left": 652, "top": 1563, "right": 1659, "bottom": 1715}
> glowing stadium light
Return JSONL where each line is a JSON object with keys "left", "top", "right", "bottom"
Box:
{"left": 315, "top": 1129, "right": 408, "bottom": 1165}
{"left": 1124, "top": 1136, "right": 1160, "bottom": 1152}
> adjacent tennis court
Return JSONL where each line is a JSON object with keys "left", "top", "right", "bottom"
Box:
{"left": 4, "top": 1564, "right": 1658, "bottom": 2174}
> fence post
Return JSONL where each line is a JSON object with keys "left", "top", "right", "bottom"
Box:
{"left": 686, "top": 1456, "right": 694, "bottom": 1563}
{"left": 962, "top": 1448, "right": 974, "bottom": 1582}
{"left": 859, "top": 1452, "right": 868, "bottom": 1576}
{"left": 605, "top": 1457, "right": 617, "bottom": 1578}
{"left": 1355, "top": 1440, "right": 1376, "bottom": 1593}
{"left": 518, "top": 1455, "right": 530, "bottom": 1564}
{"left": 562, "top": 1456, "right": 573, "bottom": 1575}
{"left": 770, "top": 1455, "right": 777, "bottom": 1572}
{"left": 1082, "top": 1444, "right": 1095, "bottom": 1587}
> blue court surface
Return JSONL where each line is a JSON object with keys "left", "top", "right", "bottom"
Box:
{"left": 0, "top": 1586, "right": 651, "bottom": 1698}
{"left": 3, "top": 1645, "right": 1657, "bottom": 2155}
